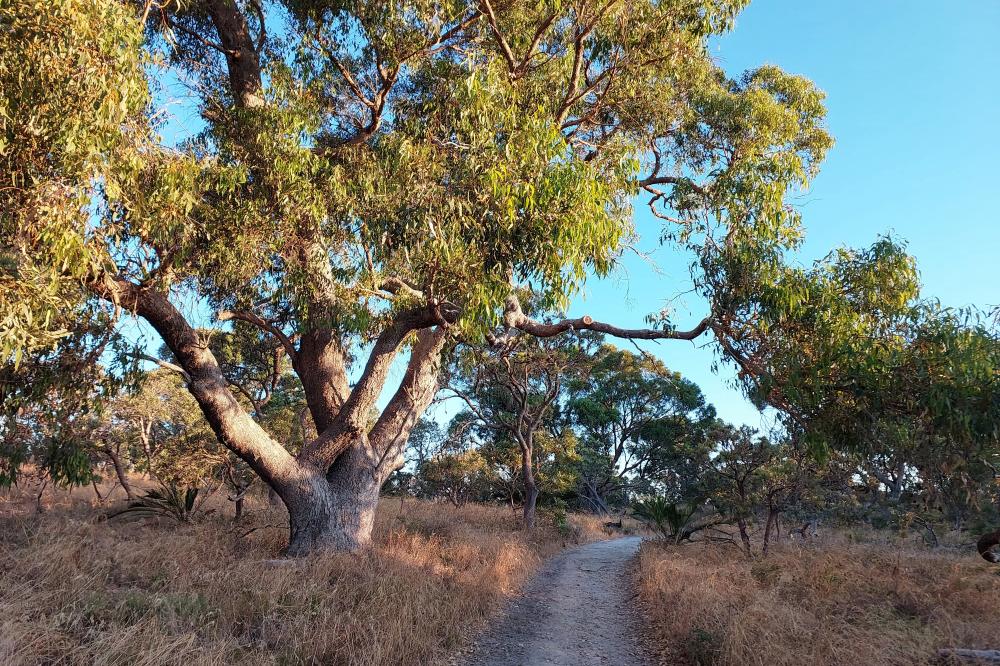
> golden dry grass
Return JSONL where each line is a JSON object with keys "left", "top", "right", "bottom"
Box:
{"left": 0, "top": 477, "right": 611, "bottom": 666}
{"left": 636, "top": 536, "right": 1000, "bottom": 666}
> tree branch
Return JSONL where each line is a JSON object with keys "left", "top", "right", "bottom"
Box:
{"left": 503, "top": 294, "right": 712, "bottom": 341}
{"left": 131, "top": 352, "right": 191, "bottom": 384}
{"left": 218, "top": 309, "right": 298, "bottom": 362}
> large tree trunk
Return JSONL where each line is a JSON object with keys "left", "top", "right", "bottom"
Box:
{"left": 285, "top": 327, "right": 447, "bottom": 555}
{"left": 282, "top": 458, "right": 382, "bottom": 556}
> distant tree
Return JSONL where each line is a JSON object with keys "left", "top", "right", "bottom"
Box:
{"left": 705, "top": 426, "right": 817, "bottom": 557}
{"left": 420, "top": 449, "right": 493, "bottom": 508}
{"left": 446, "top": 330, "right": 592, "bottom": 527}
{"left": 567, "top": 344, "right": 715, "bottom": 512}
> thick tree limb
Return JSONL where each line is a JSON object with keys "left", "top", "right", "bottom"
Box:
{"left": 88, "top": 273, "right": 301, "bottom": 489}
{"left": 480, "top": 0, "right": 518, "bottom": 74}
{"left": 503, "top": 294, "right": 711, "bottom": 341}
{"left": 204, "top": 0, "right": 263, "bottom": 108}
{"left": 369, "top": 327, "right": 448, "bottom": 477}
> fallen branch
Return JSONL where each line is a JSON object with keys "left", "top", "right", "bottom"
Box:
{"left": 938, "top": 648, "right": 1000, "bottom": 663}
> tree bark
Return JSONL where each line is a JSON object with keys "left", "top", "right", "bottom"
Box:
{"left": 284, "top": 446, "right": 383, "bottom": 555}
{"left": 520, "top": 437, "right": 539, "bottom": 529}
{"left": 102, "top": 445, "right": 135, "bottom": 501}
{"left": 737, "top": 517, "right": 752, "bottom": 558}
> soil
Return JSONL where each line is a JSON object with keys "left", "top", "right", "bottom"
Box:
{"left": 461, "top": 536, "right": 652, "bottom": 666}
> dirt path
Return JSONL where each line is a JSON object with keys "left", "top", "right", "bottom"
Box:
{"left": 462, "top": 536, "right": 652, "bottom": 666}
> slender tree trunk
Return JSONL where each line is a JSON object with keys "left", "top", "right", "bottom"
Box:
{"left": 137, "top": 416, "right": 155, "bottom": 478}
{"left": 36, "top": 478, "right": 47, "bottom": 513}
{"left": 889, "top": 459, "right": 905, "bottom": 503}
{"left": 762, "top": 510, "right": 776, "bottom": 557}
{"left": 737, "top": 517, "right": 752, "bottom": 558}
{"left": 516, "top": 434, "right": 539, "bottom": 529}
{"left": 520, "top": 439, "right": 539, "bottom": 529}
{"left": 103, "top": 445, "right": 135, "bottom": 501}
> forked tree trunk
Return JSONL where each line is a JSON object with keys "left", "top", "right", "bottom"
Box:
{"left": 283, "top": 446, "right": 385, "bottom": 555}
{"left": 284, "top": 328, "right": 447, "bottom": 555}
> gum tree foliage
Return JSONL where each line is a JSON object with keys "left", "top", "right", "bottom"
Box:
{"left": 566, "top": 343, "right": 715, "bottom": 511}
{"left": 1, "top": 0, "right": 888, "bottom": 554}
{"left": 719, "top": 239, "right": 1000, "bottom": 527}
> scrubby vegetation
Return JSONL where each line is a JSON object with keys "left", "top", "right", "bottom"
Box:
{"left": 0, "top": 476, "right": 611, "bottom": 666}
{"left": 637, "top": 536, "right": 1000, "bottom": 666}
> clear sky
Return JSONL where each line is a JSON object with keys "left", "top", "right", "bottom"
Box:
{"left": 563, "top": 0, "right": 1000, "bottom": 428}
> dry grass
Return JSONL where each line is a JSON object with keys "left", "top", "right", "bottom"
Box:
{"left": 636, "top": 536, "right": 1000, "bottom": 665}
{"left": 0, "top": 478, "right": 611, "bottom": 665}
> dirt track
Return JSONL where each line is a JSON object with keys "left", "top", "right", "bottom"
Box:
{"left": 462, "top": 536, "right": 652, "bottom": 666}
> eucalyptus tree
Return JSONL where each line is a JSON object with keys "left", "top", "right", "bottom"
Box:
{"left": 445, "top": 330, "right": 593, "bottom": 527}
{"left": 4, "top": 0, "right": 859, "bottom": 553}
{"left": 567, "top": 344, "right": 714, "bottom": 511}
{"left": 704, "top": 426, "right": 821, "bottom": 557}
{"left": 720, "top": 243, "right": 1000, "bottom": 517}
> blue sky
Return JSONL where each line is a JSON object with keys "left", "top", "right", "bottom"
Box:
{"left": 562, "top": 0, "right": 1000, "bottom": 428}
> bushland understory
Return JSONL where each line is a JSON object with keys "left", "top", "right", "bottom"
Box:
{"left": 637, "top": 536, "right": 1000, "bottom": 666}
{"left": 0, "top": 478, "right": 613, "bottom": 666}
{"left": 5, "top": 478, "right": 999, "bottom": 666}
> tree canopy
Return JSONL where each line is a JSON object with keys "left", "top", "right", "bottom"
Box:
{"left": 4, "top": 0, "right": 970, "bottom": 554}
